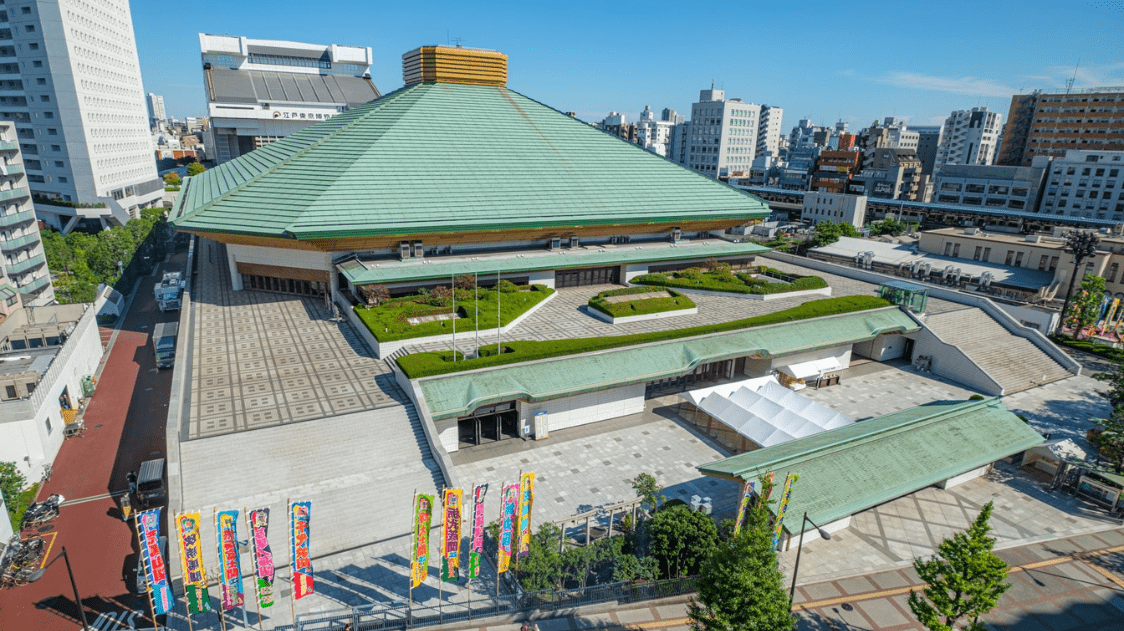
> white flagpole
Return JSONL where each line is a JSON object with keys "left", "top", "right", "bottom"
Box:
{"left": 451, "top": 274, "right": 456, "bottom": 362}
{"left": 496, "top": 271, "right": 501, "bottom": 355}
{"left": 474, "top": 273, "right": 479, "bottom": 356}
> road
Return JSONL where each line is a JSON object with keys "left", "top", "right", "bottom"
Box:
{"left": 0, "top": 251, "right": 184, "bottom": 631}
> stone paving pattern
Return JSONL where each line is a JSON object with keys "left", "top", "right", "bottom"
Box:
{"left": 189, "top": 239, "right": 405, "bottom": 439}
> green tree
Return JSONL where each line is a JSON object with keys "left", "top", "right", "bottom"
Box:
{"left": 163, "top": 172, "right": 181, "bottom": 186}
{"left": 186, "top": 162, "right": 206, "bottom": 177}
{"left": 515, "top": 523, "right": 563, "bottom": 591}
{"left": 806, "top": 221, "right": 860, "bottom": 249}
{"left": 0, "top": 462, "right": 27, "bottom": 528}
{"left": 632, "top": 472, "right": 665, "bottom": 512}
{"left": 1065, "top": 275, "right": 1106, "bottom": 340}
{"left": 688, "top": 475, "right": 793, "bottom": 631}
{"left": 867, "top": 217, "right": 917, "bottom": 237}
{"left": 908, "top": 502, "right": 1011, "bottom": 631}
{"left": 647, "top": 504, "right": 718, "bottom": 578}
{"left": 1089, "top": 404, "right": 1124, "bottom": 473}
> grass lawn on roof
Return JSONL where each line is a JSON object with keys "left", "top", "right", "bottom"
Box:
{"left": 353, "top": 284, "right": 554, "bottom": 342}
{"left": 633, "top": 265, "right": 827, "bottom": 295}
{"left": 588, "top": 286, "right": 696, "bottom": 318}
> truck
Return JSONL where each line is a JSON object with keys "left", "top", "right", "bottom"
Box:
{"left": 154, "top": 271, "right": 183, "bottom": 312}
{"left": 152, "top": 322, "right": 178, "bottom": 369}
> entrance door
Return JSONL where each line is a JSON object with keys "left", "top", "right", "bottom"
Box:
{"left": 480, "top": 416, "right": 501, "bottom": 443}
{"left": 902, "top": 338, "right": 915, "bottom": 362}
{"left": 555, "top": 266, "right": 621, "bottom": 288}
{"left": 500, "top": 410, "right": 520, "bottom": 440}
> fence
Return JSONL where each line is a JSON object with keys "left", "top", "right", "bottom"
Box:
{"left": 294, "top": 577, "right": 697, "bottom": 631}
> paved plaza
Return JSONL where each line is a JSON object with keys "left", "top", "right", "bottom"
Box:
{"left": 188, "top": 239, "right": 406, "bottom": 439}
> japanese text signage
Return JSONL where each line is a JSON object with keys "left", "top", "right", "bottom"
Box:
{"left": 411, "top": 494, "right": 434, "bottom": 588}
{"left": 138, "top": 509, "right": 174, "bottom": 615}
{"left": 441, "top": 489, "right": 462, "bottom": 582}
{"left": 289, "top": 501, "right": 314, "bottom": 600}
{"left": 216, "top": 510, "right": 245, "bottom": 611}
{"left": 517, "top": 473, "right": 535, "bottom": 558}
{"left": 176, "top": 512, "right": 213, "bottom": 614}
{"left": 497, "top": 484, "right": 518, "bottom": 573}
{"left": 248, "top": 508, "right": 275, "bottom": 609}
{"left": 467, "top": 485, "right": 487, "bottom": 580}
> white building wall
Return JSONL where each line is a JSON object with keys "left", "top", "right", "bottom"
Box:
{"left": 226, "top": 243, "right": 334, "bottom": 285}
{"left": 801, "top": 192, "right": 868, "bottom": 228}
{"left": 0, "top": 121, "right": 54, "bottom": 304}
{"left": 686, "top": 89, "right": 760, "bottom": 178}
{"left": 757, "top": 105, "right": 783, "bottom": 159}
{"left": 517, "top": 383, "right": 646, "bottom": 435}
{"left": 935, "top": 107, "right": 1002, "bottom": 172}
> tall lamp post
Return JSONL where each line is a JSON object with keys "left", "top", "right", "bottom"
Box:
{"left": 789, "top": 512, "right": 831, "bottom": 608}
{"left": 1059, "top": 231, "right": 1100, "bottom": 336}
{"left": 28, "top": 546, "right": 90, "bottom": 631}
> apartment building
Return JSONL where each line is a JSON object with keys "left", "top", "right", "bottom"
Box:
{"left": 934, "top": 107, "right": 1002, "bottom": 173}
{"left": 0, "top": 121, "right": 52, "bottom": 305}
{"left": 810, "top": 150, "right": 862, "bottom": 194}
{"left": 932, "top": 160, "right": 1048, "bottom": 212}
{"left": 201, "top": 33, "right": 380, "bottom": 165}
{"left": 1037, "top": 150, "right": 1124, "bottom": 222}
{"left": 687, "top": 89, "right": 778, "bottom": 178}
{"left": 998, "top": 87, "right": 1124, "bottom": 167}
{"left": 756, "top": 105, "right": 784, "bottom": 159}
{"left": 2, "top": 1, "right": 163, "bottom": 234}
{"left": 851, "top": 148, "right": 925, "bottom": 201}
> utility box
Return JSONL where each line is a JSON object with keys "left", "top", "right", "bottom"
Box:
{"left": 533, "top": 411, "right": 549, "bottom": 440}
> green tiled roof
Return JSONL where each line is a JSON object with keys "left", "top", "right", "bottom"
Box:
{"left": 340, "top": 240, "right": 770, "bottom": 285}
{"left": 698, "top": 397, "right": 1044, "bottom": 534}
{"left": 171, "top": 83, "right": 770, "bottom": 240}
{"left": 418, "top": 307, "right": 919, "bottom": 420}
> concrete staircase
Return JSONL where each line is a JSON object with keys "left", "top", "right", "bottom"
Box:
{"left": 923, "top": 308, "right": 1072, "bottom": 394}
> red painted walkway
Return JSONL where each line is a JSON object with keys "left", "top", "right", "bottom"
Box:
{"left": 0, "top": 253, "right": 184, "bottom": 631}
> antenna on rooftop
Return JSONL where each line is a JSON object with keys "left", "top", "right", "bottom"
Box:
{"left": 451, "top": 36, "right": 465, "bottom": 48}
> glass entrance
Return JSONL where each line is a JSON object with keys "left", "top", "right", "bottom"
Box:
{"left": 555, "top": 266, "right": 621, "bottom": 288}
{"left": 456, "top": 402, "right": 520, "bottom": 448}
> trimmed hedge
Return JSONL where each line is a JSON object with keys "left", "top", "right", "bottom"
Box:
{"left": 1049, "top": 334, "right": 1124, "bottom": 363}
{"left": 354, "top": 285, "right": 554, "bottom": 342}
{"left": 397, "top": 295, "right": 893, "bottom": 378}
{"left": 633, "top": 267, "right": 827, "bottom": 295}
{"left": 589, "top": 288, "right": 696, "bottom": 318}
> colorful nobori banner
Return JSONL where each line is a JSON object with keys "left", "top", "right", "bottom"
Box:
{"left": 215, "top": 510, "right": 245, "bottom": 611}
{"left": 497, "top": 483, "right": 519, "bottom": 573}
{"left": 248, "top": 508, "right": 275, "bottom": 609}
{"left": 772, "top": 473, "right": 799, "bottom": 550}
{"left": 516, "top": 473, "right": 535, "bottom": 558}
{"left": 137, "top": 509, "right": 175, "bottom": 615}
{"left": 441, "top": 489, "right": 463, "bottom": 582}
{"left": 176, "top": 512, "right": 213, "bottom": 614}
{"left": 760, "top": 472, "right": 776, "bottom": 503}
{"left": 289, "top": 501, "right": 314, "bottom": 600}
{"left": 411, "top": 494, "right": 435, "bottom": 588}
{"left": 467, "top": 484, "right": 487, "bottom": 580}
{"left": 733, "top": 480, "right": 756, "bottom": 537}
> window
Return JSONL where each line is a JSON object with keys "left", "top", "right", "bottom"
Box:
{"left": 32, "top": 61, "right": 42, "bottom": 68}
{"left": 47, "top": 128, "right": 56, "bottom": 135}
{"left": 1039, "top": 255, "right": 1049, "bottom": 270}
{"left": 1014, "top": 252, "right": 1024, "bottom": 267}
{"left": 26, "top": 382, "right": 35, "bottom": 394}
{"left": 1005, "top": 250, "right": 1014, "bottom": 265}
{"left": 35, "top": 78, "right": 45, "bottom": 85}
{"left": 974, "top": 246, "right": 983, "bottom": 260}
{"left": 21, "top": 7, "right": 31, "bottom": 13}
{"left": 44, "top": 112, "right": 52, "bottom": 119}
{"left": 944, "top": 242, "right": 952, "bottom": 256}
{"left": 952, "top": 244, "right": 961, "bottom": 257}
{"left": 29, "top": 43, "right": 38, "bottom": 51}
{"left": 44, "top": 416, "right": 51, "bottom": 435}
{"left": 24, "top": 25, "right": 35, "bottom": 33}
{"left": 1109, "top": 263, "right": 1119, "bottom": 283}
{"left": 1049, "top": 256, "right": 1059, "bottom": 271}
{"left": 58, "top": 176, "right": 66, "bottom": 183}
{"left": 39, "top": 95, "right": 48, "bottom": 102}
{"left": 53, "top": 160, "right": 62, "bottom": 167}
{"left": 4, "top": 385, "right": 14, "bottom": 399}
{"left": 50, "top": 144, "right": 59, "bottom": 151}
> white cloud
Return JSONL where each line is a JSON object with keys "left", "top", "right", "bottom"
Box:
{"left": 874, "top": 72, "right": 1017, "bottom": 97}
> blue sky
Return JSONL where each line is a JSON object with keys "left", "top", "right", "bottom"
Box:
{"left": 135, "top": 0, "right": 1124, "bottom": 130}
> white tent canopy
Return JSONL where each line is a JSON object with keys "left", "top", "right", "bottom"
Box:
{"left": 685, "top": 377, "right": 853, "bottom": 448}
{"left": 777, "top": 357, "right": 844, "bottom": 381}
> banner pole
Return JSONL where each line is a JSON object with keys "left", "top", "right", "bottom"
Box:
{"left": 135, "top": 510, "right": 162, "bottom": 631}
{"left": 177, "top": 513, "right": 195, "bottom": 631}
{"left": 214, "top": 508, "right": 227, "bottom": 631}
{"left": 451, "top": 274, "right": 456, "bottom": 362}
{"left": 496, "top": 479, "right": 504, "bottom": 599}
{"left": 438, "top": 486, "right": 445, "bottom": 615}
{"left": 245, "top": 509, "right": 264, "bottom": 631}
{"left": 514, "top": 470, "right": 522, "bottom": 576}
{"left": 238, "top": 508, "right": 250, "bottom": 631}
{"left": 408, "top": 488, "right": 417, "bottom": 620}
{"left": 288, "top": 498, "right": 296, "bottom": 631}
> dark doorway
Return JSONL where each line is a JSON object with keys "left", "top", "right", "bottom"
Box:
{"left": 457, "top": 401, "right": 519, "bottom": 448}
{"left": 902, "top": 338, "right": 915, "bottom": 362}
{"left": 555, "top": 266, "right": 621, "bottom": 288}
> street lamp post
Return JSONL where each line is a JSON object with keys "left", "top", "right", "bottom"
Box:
{"left": 28, "top": 546, "right": 90, "bottom": 631}
{"left": 1059, "top": 231, "right": 1100, "bottom": 336}
{"left": 789, "top": 512, "right": 831, "bottom": 608}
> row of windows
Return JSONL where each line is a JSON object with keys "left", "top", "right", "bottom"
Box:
{"left": 75, "top": 63, "right": 140, "bottom": 88}
{"left": 71, "top": 44, "right": 137, "bottom": 74}
{"left": 67, "top": 27, "right": 132, "bottom": 59}
{"left": 97, "top": 165, "right": 152, "bottom": 186}
{"left": 95, "top": 152, "right": 150, "bottom": 169}
{"left": 65, "top": 9, "right": 132, "bottom": 42}
{"left": 64, "top": 0, "right": 129, "bottom": 29}
{"left": 1053, "top": 166, "right": 1122, "bottom": 176}
{"left": 87, "top": 112, "right": 144, "bottom": 125}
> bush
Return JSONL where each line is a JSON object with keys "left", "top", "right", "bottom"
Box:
{"left": 969, "top": 394, "right": 985, "bottom": 401}
{"left": 496, "top": 279, "right": 518, "bottom": 293}
{"left": 398, "top": 295, "right": 893, "bottom": 378}
{"left": 588, "top": 289, "right": 695, "bottom": 318}
{"left": 633, "top": 267, "right": 827, "bottom": 296}
{"left": 646, "top": 504, "right": 718, "bottom": 579}
{"left": 455, "top": 274, "right": 476, "bottom": 290}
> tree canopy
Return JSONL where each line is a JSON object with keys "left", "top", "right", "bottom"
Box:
{"left": 806, "top": 221, "right": 860, "bottom": 249}
{"left": 1065, "top": 275, "right": 1106, "bottom": 339}
{"left": 647, "top": 504, "right": 719, "bottom": 579}
{"left": 186, "top": 162, "right": 206, "bottom": 177}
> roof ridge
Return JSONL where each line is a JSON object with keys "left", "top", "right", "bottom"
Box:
{"left": 176, "top": 83, "right": 422, "bottom": 226}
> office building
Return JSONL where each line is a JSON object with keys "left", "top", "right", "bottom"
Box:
{"left": 636, "top": 106, "right": 674, "bottom": 157}
{"left": 200, "top": 33, "right": 381, "bottom": 165}
{"left": 931, "top": 161, "right": 1048, "bottom": 212}
{"left": 802, "top": 192, "right": 867, "bottom": 228}
{"left": 852, "top": 148, "right": 924, "bottom": 201}
{"left": 934, "top": 107, "right": 1002, "bottom": 172}
{"left": 147, "top": 93, "right": 166, "bottom": 127}
{"left": 669, "top": 121, "right": 690, "bottom": 164}
{"left": 756, "top": 105, "right": 784, "bottom": 159}
{"left": 998, "top": 88, "right": 1124, "bottom": 167}
{"left": 914, "top": 126, "right": 943, "bottom": 176}
{"left": 0, "top": 122, "right": 53, "bottom": 305}
{"left": 2, "top": 1, "right": 164, "bottom": 233}
{"left": 686, "top": 88, "right": 768, "bottom": 179}
{"left": 598, "top": 111, "right": 637, "bottom": 143}
{"left": 1038, "top": 150, "right": 1124, "bottom": 222}
{"left": 811, "top": 150, "right": 862, "bottom": 194}
{"left": 859, "top": 118, "right": 918, "bottom": 168}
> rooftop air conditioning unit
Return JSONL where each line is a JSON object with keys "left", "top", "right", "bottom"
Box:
{"left": 671, "top": 227, "right": 681, "bottom": 243}
{"left": 549, "top": 237, "right": 560, "bottom": 250}
{"left": 412, "top": 241, "right": 424, "bottom": 259}
{"left": 569, "top": 236, "right": 580, "bottom": 249}
{"left": 399, "top": 241, "right": 410, "bottom": 261}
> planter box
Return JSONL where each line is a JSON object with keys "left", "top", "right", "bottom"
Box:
{"left": 586, "top": 306, "right": 698, "bottom": 324}
{"left": 349, "top": 291, "right": 557, "bottom": 358}
{"left": 647, "top": 285, "right": 832, "bottom": 301}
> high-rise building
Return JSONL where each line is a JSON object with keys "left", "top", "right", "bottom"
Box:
{"left": 3, "top": 1, "right": 164, "bottom": 233}
{"left": 147, "top": 93, "right": 166, "bottom": 127}
{"left": 934, "top": 107, "right": 1002, "bottom": 173}
{"left": 0, "top": 122, "right": 54, "bottom": 305}
{"left": 685, "top": 88, "right": 761, "bottom": 178}
{"left": 636, "top": 106, "right": 674, "bottom": 156}
{"left": 913, "top": 125, "right": 943, "bottom": 176}
{"left": 756, "top": 105, "right": 784, "bottom": 159}
{"left": 997, "top": 88, "right": 1124, "bottom": 167}
{"left": 1037, "top": 150, "right": 1124, "bottom": 222}
{"left": 200, "top": 34, "right": 380, "bottom": 165}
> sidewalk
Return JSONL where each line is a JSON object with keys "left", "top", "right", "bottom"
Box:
{"left": 454, "top": 528, "right": 1124, "bottom": 631}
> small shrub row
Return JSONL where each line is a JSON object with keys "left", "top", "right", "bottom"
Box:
{"left": 354, "top": 284, "right": 553, "bottom": 342}
{"left": 397, "top": 295, "right": 893, "bottom": 378}
{"left": 1049, "top": 334, "right": 1124, "bottom": 362}
{"left": 633, "top": 266, "right": 826, "bottom": 296}
{"left": 588, "top": 289, "right": 695, "bottom": 318}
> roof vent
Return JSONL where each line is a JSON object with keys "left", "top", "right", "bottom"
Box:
{"left": 402, "top": 46, "right": 508, "bottom": 86}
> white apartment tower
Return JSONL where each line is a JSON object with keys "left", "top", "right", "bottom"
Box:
{"left": 935, "top": 107, "right": 1002, "bottom": 173}
{"left": 0, "top": 121, "right": 54, "bottom": 305}
{"left": 686, "top": 88, "right": 761, "bottom": 178}
{"left": 756, "top": 105, "right": 783, "bottom": 159}
{"left": 147, "top": 93, "right": 166, "bottom": 127}
{"left": 2, "top": 1, "right": 163, "bottom": 234}
{"left": 636, "top": 106, "right": 674, "bottom": 157}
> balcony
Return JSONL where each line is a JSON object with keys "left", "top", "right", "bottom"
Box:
{"left": 0, "top": 139, "right": 16, "bottom": 151}
{"left": 1, "top": 232, "right": 38, "bottom": 251}
{"left": 0, "top": 186, "right": 27, "bottom": 202}
{"left": 17, "top": 275, "right": 50, "bottom": 297}
{"left": 6, "top": 253, "right": 44, "bottom": 275}
{"left": 1, "top": 162, "right": 21, "bottom": 175}
{"left": 0, "top": 209, "right": 34, "bottom": 228}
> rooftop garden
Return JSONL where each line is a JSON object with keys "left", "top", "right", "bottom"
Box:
{"left": 397, "top": 295, "right": 892, "bottom": 378}
{"left": 633, "top": 263, "right": 827, "bottom": 296}
{"left": 588, "top": 286, "right": 695, "bottom": 319}
{"left": 353, "top": 277, "right": 554, "bottom": 342}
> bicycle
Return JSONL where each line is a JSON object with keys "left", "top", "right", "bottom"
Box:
{"left": 41, "top": 463, "right": 52, "bottom": 482}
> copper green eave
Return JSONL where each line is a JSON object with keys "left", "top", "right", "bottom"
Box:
{"left": 698, "top": 397, "right": 1044, "bottom": 535}
{"left": 170, "top": 82, "right": 770, "bottom": 240}
{"left": 418, "top": 306, "right": 919, "bottom": 421}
